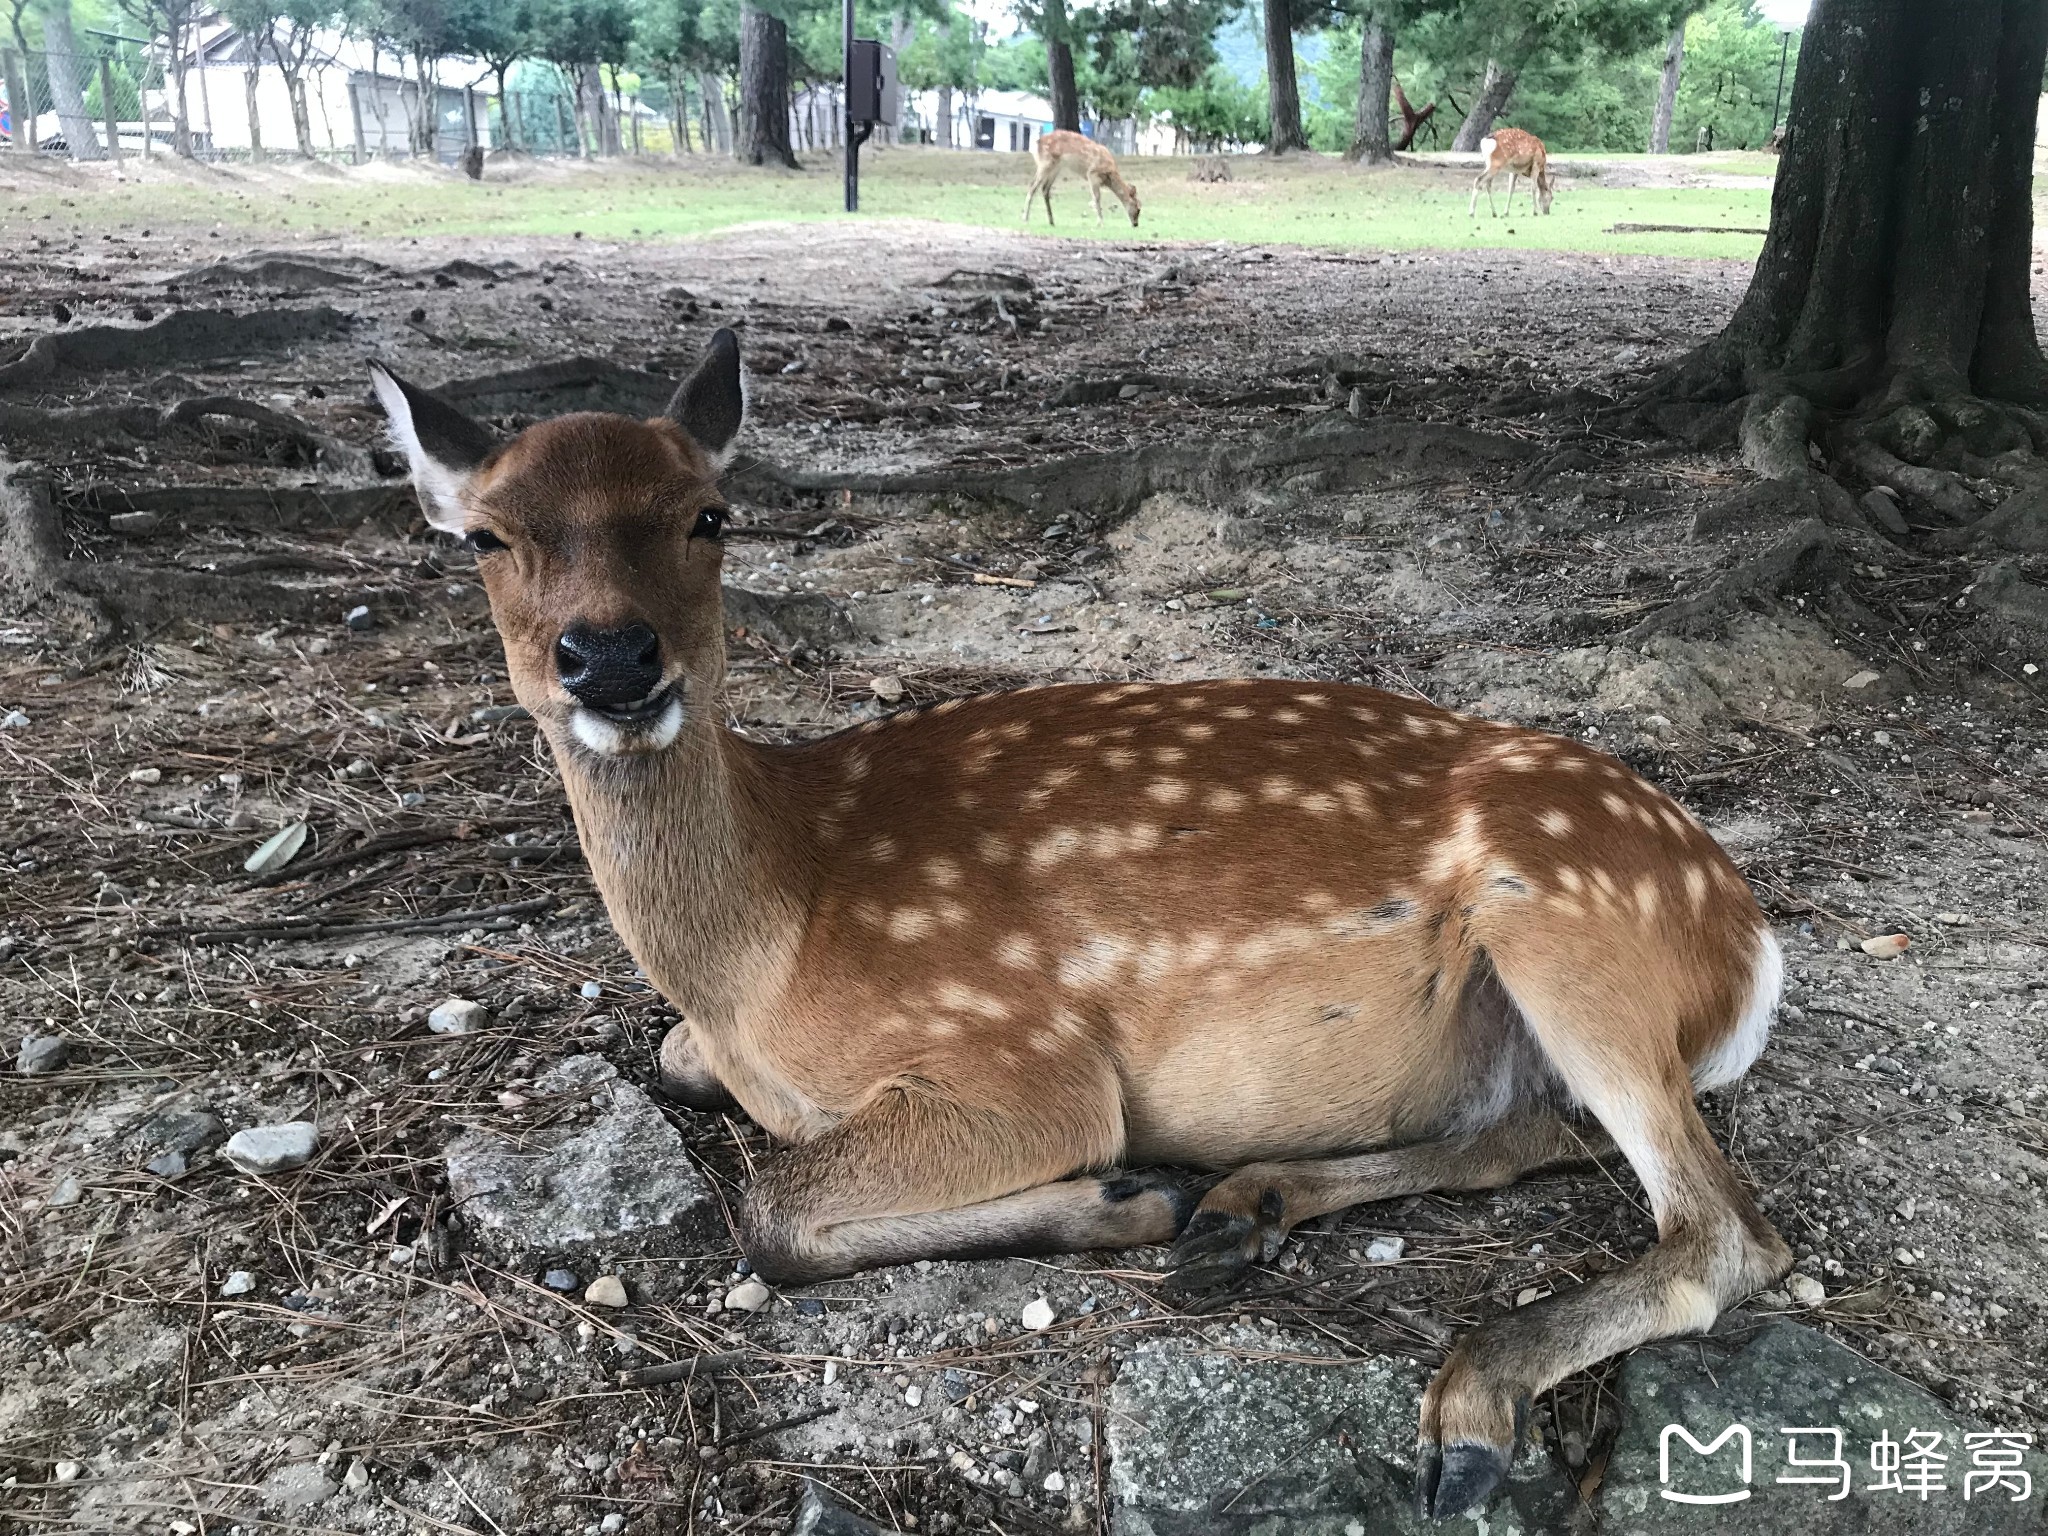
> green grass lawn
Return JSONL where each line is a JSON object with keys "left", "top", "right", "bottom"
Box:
{"left": 4, "top": 145, "right": 1779, "bottom": 260}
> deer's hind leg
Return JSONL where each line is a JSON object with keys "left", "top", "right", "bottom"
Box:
{"left": 657, "top": 1020, "right": 738, "bottom": 1112}
{"left": 1166, "top": 1109, "right": 1611, "bottom": 1291}
{"left": 739, "top": 1064, "right": 1188, "bottom": 1284}
{"left": 1468, "top": 171, "right": 1488, "bottom": 216}
{"left": 1412, "top": 938, "right": 1791, "bottom": 1519}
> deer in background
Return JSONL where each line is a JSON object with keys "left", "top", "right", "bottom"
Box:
{"left": 1470, "top": 127, "right": 1554, "bottom": 217}
{"left": 1024, "top": 129, "right": 1142, "bottom": 228}
{"left": 372, "top": 329, "right": 1789, "bottom": 1522}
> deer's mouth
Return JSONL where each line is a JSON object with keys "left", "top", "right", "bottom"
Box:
{"left": 569, "top": 682, "right": 686, "bottom": 755}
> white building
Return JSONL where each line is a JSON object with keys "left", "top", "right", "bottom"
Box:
{"left": 162, "top": 8, "right": 496, "bottom": 159}
{"left": 900, "top": 87, "right": 1172, "bottom": 156}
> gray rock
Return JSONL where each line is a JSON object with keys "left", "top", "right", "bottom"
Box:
{"left": 1107, "top": 1328, "right": 1573, "bottom": 1535}
{"left": 1593, "top": 1318, "right": 2047, "bottom": 1533}
{"left": 138, "top": 1108, "right": 226, "bottom": 1156}
{"left": 445, "top": 1055, "right": 714, "bottom": 1253}
{"left": 145, "top": 1150, "right": 188, "bottom": 1178}
{"left": 47, "top": 1173, "right": 83, "bottom": 1208}
{"left": 220, "top": 1270, "right": 256, "bottom": 1296}
{"left": 224, "top": 1121, "right": 319, "bottom": 1175}
{"left": 791, "top": 1479, "right": 892, "bottom": 1534}
{"left": 428, "top": 997, "right": 489, "bottom": 1035}
{"left": 542, "top": 1268, "right": 580, "bottom": 1292}
{"left": 16, "top": 1035, "right": 69, "bottom": 1074}
{"left": 261, "top": 1461, "right": 339, "bottom": 1512}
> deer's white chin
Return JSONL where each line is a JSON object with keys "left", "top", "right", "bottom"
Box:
{"left": 569, "top": 691, "right": 686, "bottom": 757}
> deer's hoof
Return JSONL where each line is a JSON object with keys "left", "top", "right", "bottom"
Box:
{"left": 1414, "top": 1439, "right": 1510, "bottom": 1521}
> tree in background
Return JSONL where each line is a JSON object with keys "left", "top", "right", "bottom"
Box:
{"left": 113, "top": 0, "right": 195, "bottom": 152}
{"left": 219, "top": 0, "right": 277, "bottom": 157}
{"left": 1671, "top": 0, "right": 1793, "bottom": 150}
{"left": 1147, "top": 61, "right": 1260, "bottom": 148}
{"left": 634, "top": 0, "right": 729, "bottom": 151}
{"left": 269, "top": 0, "right": 334, "bottom": 155}
{"left": 735, "top": 0, "right": 795, "bottom": 163}
{"left": 1013, "top": 0, "right": 1080, "bottom": 130}
{"left": 1260, "top": 0, "right": 1306, "bottom": 152}
{"left": 894, "top": 1, "right": 978, "bottom": 145}
{"left": 38, "top": 0, "right": 105, "bottom": 157}
{"left": 1343, "top": 0, "right": 1396, "bottom": 161}
{"left": 1646, "top": 1, "right": 1693, "bottom": 151}
{"left": 1409, "top": 0, "right": 1666, "bottom": 150}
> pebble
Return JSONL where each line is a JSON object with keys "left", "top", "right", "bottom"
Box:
{"left": 54, "top": 1460, "right": 81, "bottom": 1483}
{"left": 1786, "top": 1273, "right": 1826, "bottom": 1306}
{"left": 146, "top": 1150, "right": 188, "bottom": 1178}
{"left": 543, "top": 1268, "right": 580, "bottom": 1292}
{"left": 224, "top": 1121, "right": 319, "bottom": 1175}
{"left": 0, "top": 709, "right": 29, "bottom": 730}
{"left": 427, "top": 998, "right": 488, "bottom": 1035}
{"left": 1860, "top": 933, "right": 1910, "bottom": 959}
{"left": 1044, "top": 1471, "right": 1066, "bottom": 1493}
{"left": 920, "top": 375, "right": 946, "bottom": 392}
{"left": 221, "top": 1270, "right": 257, "bottom": 1296}
{"left": 344, "top": 604, "right": 374, "bottom": 631}
{"left": 1020, "top": 1297, "right": 1056, "bottom": 1331}
{"left": 584, "top": 1275, "right": 628, "bottom": 1308}
{"left": 600, "top": 1516, "right": 626, "bottom": 1534}
{"left": 823, "top": 1359, "right": 840, "bottom": 1386}
{"left": 1363, "top": 1236, "right": 1405, "bottom": 1263}
{"left": 580, "top": 980, "right": 603, "bottom": 1000}
{"left": 904, "top": 1384, "right": 924, "bottom": 1407}
{"left": 16, "top": 1035, "right": 69, "bottom": 1074}
{"left": 870, "top": 674, "right": 907, "bottom": 705}
{"left": 342, "top": 1459, "right": 371, "bottom": 1493}
{"left": 47, "top": 1174, "right": 83, "bottom": 1207}
{"left": 725, "top": 1277, "right": 771, "bottom": 1312}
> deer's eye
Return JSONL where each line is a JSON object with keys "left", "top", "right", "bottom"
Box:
{"left": 691, "top": 508, "right": 725, "bottom": 541}
{"left": 463, "top": 529, "right": 509, "bottom": 554}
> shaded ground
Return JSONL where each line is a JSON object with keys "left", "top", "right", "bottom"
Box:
{"left": 2, "top": 211, "right": 2046, "bottom": 1535}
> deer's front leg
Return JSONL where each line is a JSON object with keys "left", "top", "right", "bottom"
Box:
{"left": 739, "top": 1077, "right": 1192, "bottom": 1284}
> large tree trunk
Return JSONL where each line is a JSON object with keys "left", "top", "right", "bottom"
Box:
{"left": 1649, "top": 17, "right": 1685, "bottom": 153}
{"left": 936, "top": 82, "right": 953, "bottom": 146}
{"left": 1345, "top": 16, "right": 1393, "bottom": 163}
{"left": 41, "top": 0, "right": 105, "bottom": 160}
{"left": 736, "top": 5, "right": 797, "bottom": 167}
{"left": 1262, "top": 0, "right": 1307, "bottom": 154}
{"left": 1450, "top": 59, "right": 1513, "bottom": 151}
{"left": 1042, "top": 0, "right": 1080, "bottom": 132}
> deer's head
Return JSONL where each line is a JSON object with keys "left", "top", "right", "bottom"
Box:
{"left": 369, "top": 330, "right": 745, "bottom": 763}
{"left": 1123, "top": 183, "right": 1143, "bottom": 227}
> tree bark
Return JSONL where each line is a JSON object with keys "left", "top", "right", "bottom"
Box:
{"left": 1345, "top": 15, "right": 1393, "bottom": 163}
{"left": 1649, "top": 17, "right": 1684, "bottom": 153}
{"left": 936, "top": 82, "right": 953, "bottom": 146}
{"left": 736, "top": 5, "right": 797, "bottom": 167}
{"left": 1262, "top": 0, "right": 1307, "bottom": 154}
{"left": 40, "top": 0, "right": 104, "bottom": 159}
{"left": 244, "top": 60, "right": 264, "bottom": 159}
{"left": 1450, "top": 58, "right": 1513, "bottom": 151}
{"left": 699, "top": 69, "right": 732, "bottom": 153}
{"left": 1042, "top": 0, "right": 1080, "bottom": 132}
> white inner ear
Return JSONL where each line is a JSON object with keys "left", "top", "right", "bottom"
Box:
{"left": 371, "top": 369, "right": 474, "bottom": 534}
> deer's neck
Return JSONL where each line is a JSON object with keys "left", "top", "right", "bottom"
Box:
{"left": 555, "top": 718, "right": 809, "bottom": 1026}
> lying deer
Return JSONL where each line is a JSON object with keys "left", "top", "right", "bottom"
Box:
{"left": 372, "top": 332, "right": 1789, "bottom": 1520}
{"left": 1470, "top": 127, "right": 1553, "bottom": 217}
{"left": 1024, "top": 129, "right": 1142, "bottom": 228}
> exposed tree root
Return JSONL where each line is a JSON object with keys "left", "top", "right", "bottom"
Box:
{"left": 68, "top": 482, "right": 410, "bottom": 534}
{"left": 731, "top": 415, "right": 1536, "bottom": 518}
{"left": 0, "top": 394, "right": 365, "bottom": 473}
{"left": 1626, "top": 519, "right": 1845, "bottom": 642}
{"left": 433, "top": 357, "right": 677, "bottom": 422}
{"left": 0, "top": 307, "right": 353, "bottom": 391}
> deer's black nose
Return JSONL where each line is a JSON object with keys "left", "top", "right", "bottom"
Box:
{"left": 556, "top": 623, "right": 663, "bottom": 708}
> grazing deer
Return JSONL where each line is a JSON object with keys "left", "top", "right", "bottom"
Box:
{"left": 1470, "top": 127, "right": 1553, "bottom": 217}
{"left": 372, "top": 331, "right": 1789, "bottom": 1521}
{"left": 1024, "top": 129, "right": 1142, "bottom": 228}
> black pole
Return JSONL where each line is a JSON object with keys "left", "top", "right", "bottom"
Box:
{"left": 1769, "top": 30, "right": 1789, "bottom": 138}
{"left": 843, "top": 0, "right": 857, "bottom": 210}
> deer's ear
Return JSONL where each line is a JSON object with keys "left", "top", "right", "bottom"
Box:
{"left": 369, "top": 362, "right": 495, "bottom": 534}
{"left": 665, "top": 327, "right": 745, "bottom": 468}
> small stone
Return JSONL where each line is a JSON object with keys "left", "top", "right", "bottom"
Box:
{"left": 1786, "top": 1273, "right": 1826, "bottom": 1306}
{"left": 427, "top": 998, "right": 488, "bottom": 1035}
{"left": 870, "top": 674, "right": 907, "bottom": 705}
{"left": 341, "top": 1459, "right": 371, "bottom": 1493}
{"left": 1843, "top": 668, "right": 1882, "bottom": 690}
{"left": 543, "top": 1268, "right": 580, "bottom": 1292}
{"left": 585, "top": 1275, "right": 629, "bottom": 1308}
{"left": 904, "top": 1384, "right": 924, "bottom": 1407}
{"left": 1363, "top": 1235, "right": 1405, "bottom": 1263}
{"left": 1515, "top": 1286, "right": 1543, "bottom": 1307}
{"left": 0, "top": 709, "right": 28, "bottom": 730}
{"left": 242, "top": 821, "right": 309, "bottom": 875}
{"left": 579, "top": 979, "right": 603, "bottom": 1000}
{"left": 823, "top": 1359, "right": 840, "bottom": 1386}
{"left": 725, "top": 1277, "right": 771, "bottom": 1312}
{"left": 1043, "top": 1471, "right": 1066, "bottom": 1493}
{"left": 16, "top": 1035, "right": 69, "bottom": 1074}
{"left": 344, "top": 604, "right": 374, "bottom": 631}
{"left": 1020, "top": 1297, "right": 1056, "bottom": 1331}
{"left": 1859, "top": 932, "right": 1910, "bottom": 959}
{"left": 920, "top": 375, "right": 946, "bottom": 392}
{"left": 1895, "top": 1198, "right": 1916, "bottom": 1221}
{"left": 223, "top": 1121, "right": 319, "bottom": 1175}
{"left": 146, "top": 1150, "right": 188, "bottom": 1178}
{"left": 127, "top": 766, "right": 163, "bottom": 784}
{"left": 54, "top": 1460, "right": 81, "bottom": 1483}
{"left": 221, "top": 1270, "right": 257, "bottom": 1296}
{"left": 47, "top": 1174, "right": 83, "bottom": 1207}
{"left": 600, "top": 1516, "right": 626, "bottom": 1534}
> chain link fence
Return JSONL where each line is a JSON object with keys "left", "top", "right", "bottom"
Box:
{"left": 1, "top": 41, "right": 161, "bottom": 158}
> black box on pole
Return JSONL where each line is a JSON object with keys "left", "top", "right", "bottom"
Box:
{"left": 847, "top": 39, "right": 899, "bottom": 126}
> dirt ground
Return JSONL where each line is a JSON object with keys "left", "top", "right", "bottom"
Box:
{"left": 3, "top": 171, "right": 2047, "bottom": 1536}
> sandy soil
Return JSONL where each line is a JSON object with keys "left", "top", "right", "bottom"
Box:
{"left": 2, "top": 210, "right": 2045, "bottom": 1534}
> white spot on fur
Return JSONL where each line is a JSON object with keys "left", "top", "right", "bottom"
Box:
{"left": 1539, "top": 809, "right": 1573, "bottom": 837}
